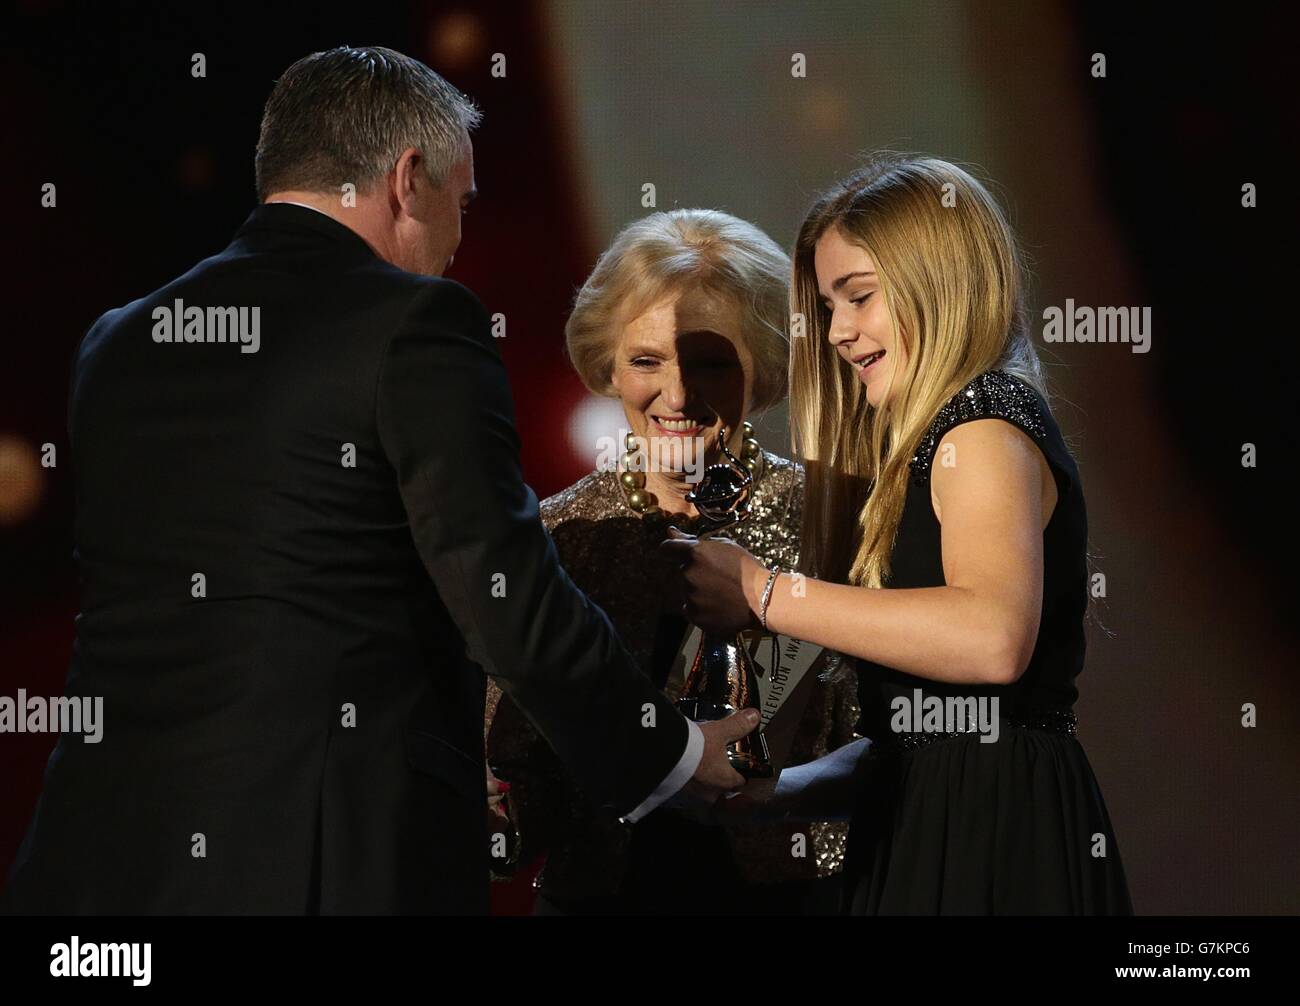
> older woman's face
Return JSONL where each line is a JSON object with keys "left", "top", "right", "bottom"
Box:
{"left": 610, "top": 287, "right": 752, "bottom": 475}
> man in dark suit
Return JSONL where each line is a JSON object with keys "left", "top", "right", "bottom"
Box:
{"left": 2, "top": 45, "right": 754, "bottom": 914}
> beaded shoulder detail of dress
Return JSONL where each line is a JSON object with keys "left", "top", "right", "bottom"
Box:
{"left": 908, "top": 370, "right": 1048, "bottom": 486}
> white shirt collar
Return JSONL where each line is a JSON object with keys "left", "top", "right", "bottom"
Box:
{"left": 264, "top": 200, "right": 334, "bottom": 219}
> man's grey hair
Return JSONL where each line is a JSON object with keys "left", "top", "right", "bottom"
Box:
{"left": 255, "top": 45, "right": 482, "bottom": 200}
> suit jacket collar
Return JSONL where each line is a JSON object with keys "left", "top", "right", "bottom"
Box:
{"left": 235, "top": 202, "right": 378, "bottom": 259}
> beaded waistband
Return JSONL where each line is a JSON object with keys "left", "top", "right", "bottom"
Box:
{"left": 875, "top": 708, "right": 1078, "bottom": 753}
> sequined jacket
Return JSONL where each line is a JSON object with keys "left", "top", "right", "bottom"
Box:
{"left": 485, "top": 451, "right": 860, "bottom": 900}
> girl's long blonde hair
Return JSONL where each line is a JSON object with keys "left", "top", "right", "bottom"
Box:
{"left": 790, "top": 155, "right": 1045, "bottom": 587}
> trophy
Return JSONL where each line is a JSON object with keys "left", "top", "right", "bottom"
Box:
{"left": 675, "top": 426, "right": 773, "bottom": 778}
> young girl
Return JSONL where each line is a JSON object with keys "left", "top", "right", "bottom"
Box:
{"left": 665, "top": 155, "right": 1133, "bottom": 914}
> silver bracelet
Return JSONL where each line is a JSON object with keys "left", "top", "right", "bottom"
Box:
{"left": 758, "top": 566, "right": 781, "bottom": 630}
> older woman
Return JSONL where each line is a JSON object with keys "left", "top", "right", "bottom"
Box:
{"left": 485, "top": 209, "right": 860, "bottom": 915}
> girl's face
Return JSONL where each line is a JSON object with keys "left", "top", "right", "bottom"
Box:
{"left": 814, "top": 227, "right": 907, "bottom": 407}
{"left": 610, "top": 286, "right": 751, "bottom": 475}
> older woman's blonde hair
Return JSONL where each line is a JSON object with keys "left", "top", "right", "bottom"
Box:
{"left": 566, "top": 209, "right": 791, "bottom": 413}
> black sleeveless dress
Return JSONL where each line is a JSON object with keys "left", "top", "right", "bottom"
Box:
{"left": 844, "top": 370, "right": 1133, "bottom": 914}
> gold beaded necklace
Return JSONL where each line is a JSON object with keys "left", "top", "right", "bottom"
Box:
{"left": 617, "top": 421, "right": 765, "bottom": 533}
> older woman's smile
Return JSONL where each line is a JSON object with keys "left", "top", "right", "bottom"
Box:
{"left": 652, "top": 415, "right": 711, "bottom": 437}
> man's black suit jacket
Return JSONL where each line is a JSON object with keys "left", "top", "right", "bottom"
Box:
{"left": 1, "top": 204, "right": 688, "bottom": 914}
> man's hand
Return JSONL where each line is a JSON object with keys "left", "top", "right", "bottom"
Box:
{"left": 684, "top": 708, "right": 761, "bottom": 801}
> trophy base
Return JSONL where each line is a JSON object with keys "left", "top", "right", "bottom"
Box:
{"left": 727, "top": 743, "right": 774, "bottom": 779}
{"left": 678, "top": 697, "right": 774, "bottom": 779}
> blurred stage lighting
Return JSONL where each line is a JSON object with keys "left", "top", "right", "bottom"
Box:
{"left": 0, "top": 435, "right": 45, "bottom": 526}
{"left": 428, "top": 11, "right": 487, "bottom": 73}
{"left": 566, "top": 394, "right": 628, "bottom": 474}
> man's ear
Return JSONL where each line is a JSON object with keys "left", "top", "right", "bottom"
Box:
{"left": 390, "top": 147, "right": 424, "bottom": 216}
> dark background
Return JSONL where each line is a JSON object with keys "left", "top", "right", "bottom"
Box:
{"left": 1, "top": 0, "right": 1295, "bottom": 914}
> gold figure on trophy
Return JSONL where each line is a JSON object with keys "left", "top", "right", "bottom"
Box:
{"left": 675, "top": 427, "right": 773, "bottom": 778}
